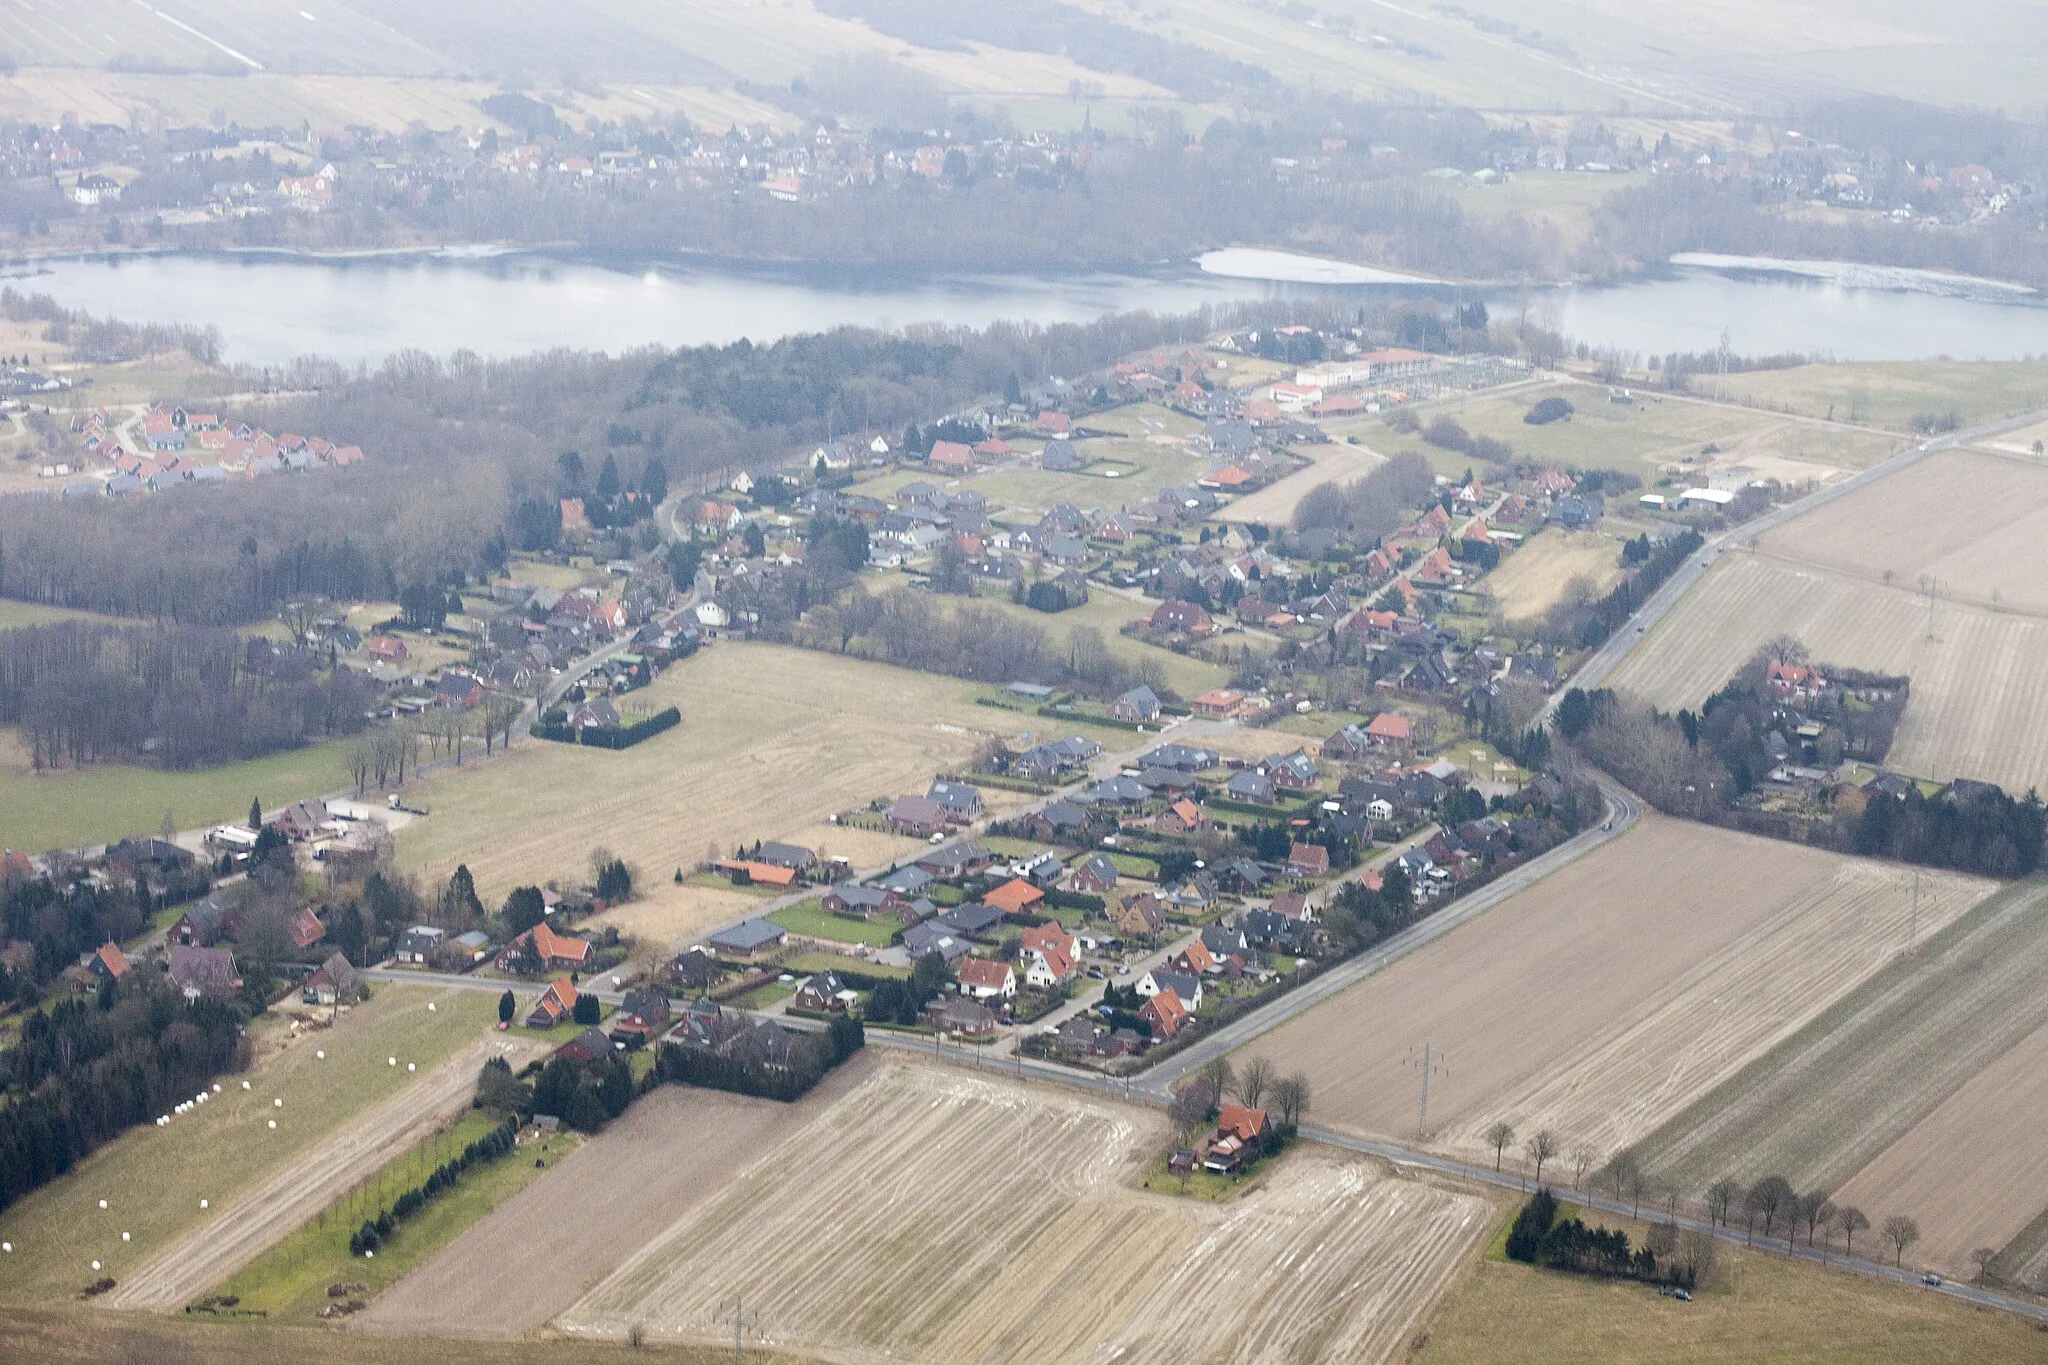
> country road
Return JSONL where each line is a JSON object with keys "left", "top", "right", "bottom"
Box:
{"left": 107, "top": 1034, "right": 539, "bottom": 1312}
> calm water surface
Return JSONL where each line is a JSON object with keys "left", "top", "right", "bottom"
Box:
{"left": 14, "top": 249, "right": 2048, "bottom": 367}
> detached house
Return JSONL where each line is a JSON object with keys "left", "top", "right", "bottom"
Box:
{"left": 500, "top": 922, "right": 593, "bottom": 972}
{"left": 1139, "top": 988, "right": 1188, "bottom": 1039}
{"left": 955, "top": 957, "right": 1017, "bottom": 1001}
{"left": 526, "top": 976, "right": 578, "bottom": 1028}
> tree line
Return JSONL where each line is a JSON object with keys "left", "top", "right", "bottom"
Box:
{"left": 0, "top": 976, "right": 249, "bottom": 1217}
{"left": 0, "top": 621, "right": 375, "bottom": 769}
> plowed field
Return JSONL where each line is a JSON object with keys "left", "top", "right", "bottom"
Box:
{"left": 1603, "top": 552, "right": 2048, "bottom": 793}
{"left": 558, "top": 1064, "right": 1490, "bottom": 1365}
{"left": 1254, "top": 816, "right": 1990, "bottom": 1170}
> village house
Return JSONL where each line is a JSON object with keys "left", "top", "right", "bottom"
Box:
{"left": 168, "top": 944, "right": 241, "bottom": 1000}
{"left": 526, "top": 976, "right": 578, "bottom": 1028}
{"left": 1203, "top": 1103, "right": 1270, "bottom": 1174}
{"left": 823, "top": 883, "right": 902, "bottom": 918}
{"left": 1111, "top": 684, "right": 1163, "bottom": 722}
{"left": 393, "top": 925, "right": 444, "bottom": 964}
{"left": 86, "top": 941, "right": 129, "bottom": 982}
{"left": 885, "top": 795, "right": 952, "bottom": 838}
{"left": 792, "top": 971, "right": 858, "bottom": 1014}
{"left": 1136, "top": 967, "right": 1203, "bottom": 1011}
{"left": 984, "top": 878, "right": 1046, "bottom": 916}
{"left": 300, "top": 952, "right": 360, "bottom": 1005}
{"left": 1070, "top": 852, "right": 1120, "bottom": 894}
{"left": 923, "top": 996, "right": 1000, "bottom": 1036}
{"left": 1156, "top": 798, "right": 1205, "bottom": 835}
{"left": 1148, "top": 600, "right": 1217, "bottom": 636}
{"left": 707, "top": 918, "right": 788, "bottom": 957}
{"left": 498, "top": 922, "right": 593, "bottom": 972}
{"left": 1139, "top": 987, "right": 1188, "bottom": 1039}
{"left": 1286, "top": 843, "right": 1332, "bottom": 879}
{"left": 955, "top": 957, "right": 1017, "bottom": 1001}
{"left": 1115, "top": 892, "right": 1168, "bottom": 940}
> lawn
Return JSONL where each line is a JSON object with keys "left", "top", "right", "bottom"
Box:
{"left": 0, "top": 735, "right": 351, "bottom": 855}
{"left": 768, "top": 900, "right": 900, "bottom": 948}
{"left": 0, "top": 984, "right": 495, "bottom": 1306}
{"left": 1136, "top": 1153, "right": 1265, "bottom": 1203}
{"left": 213, "top": 1111, "right": 578, "bottom": 1321}
{"left": 782, "top": 950, "right": 908, "bottom": 981}
{"left": 1415, "top": 1208, "right": 2048, "bottom": 1364}
{"left": 1410, "top": 382, "right": 1901, "bottom": 482}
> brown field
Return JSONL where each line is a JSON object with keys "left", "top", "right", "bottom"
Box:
{"left": 1754, "top": 448, "right": 2048, "bottom": 615}
{"left": 362, "top": 1054, "right": 877, "bottom": 1338}
{"left": 1714, "top": 360, "right": 2048, "bottom": 433}
{"left": 1217, "top": 439, "right": 1385, "bottom": 525}
{"left": 559, "top": 1063, "right": 1492, "bottom": 1364}
{"left": 1627, "top": 879, "right": 2048, "bottom": 1270}
{"left": 1831, "top": 1016, "right": 2048, "bottom": 1281}
{"left": 108, "top": 1034, "right": 543, "bottom": 1311}
{"left": 1253, "top": 815, "right": 1988, "bottom": 1168}
{"left": 394, "top": 643, "right": 1035, "bottom": 910}
{"left": 1478, "top": 528, "right": 1628, "bottom": 623}
{"left": 1604, "top": 551, "right": 2048, "bottom": 792}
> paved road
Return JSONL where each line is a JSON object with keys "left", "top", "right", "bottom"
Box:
{"left": 1133, "top": 778, "right": 1640, "bottom": 1095}
{"left": 1555, "top": 400, "right": 2048, "bottom": 713}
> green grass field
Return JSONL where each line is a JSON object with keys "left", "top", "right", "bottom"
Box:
{"left": 214, "top": 1111, "right": 577, "bottom": 1321}
{"left": 1414, "top": 382, "right": 1903, "bottom": 481}
{"left": 0, "top": 985, "right": 495, "bottom": 1307}
{"left": 1418, "top": 1208, "right": 2048, "bottom": 1364}
{"left": 0, "top": 735, "right": 350, "bottom": 855}
{"left": 768, "top": 900, "right": 900, "bottom": 948}
{"left": 1715, "top": 360, "right": 2048, "bottom": 432}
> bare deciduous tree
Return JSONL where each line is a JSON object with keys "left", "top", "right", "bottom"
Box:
{"left": 1269, "top": 1073, "right": 1310, "bottom": 1128}
{"left": 1800, "top": 1193, "right": 1835, "bottom": 1248}
{"left": 1484, "top": 1120, "right": 1517, "bottom": 1172}
{"left": 1835, "top": 1206, "right": 1870, "bottom": 1259}
{"left": 1571, "top": 1146, "right": 1597, "bottom": 1191}
{"left": 1707, "top": 1177, "right": 1741, "bottom": 1229}
{"left": 1745, "top": 1176, "right": 1794, "bottom": 1245}
{"left": 1882, "top": 1215, "right": 1921, "bottom": 1267}
{"left": 1233, "top": 1055, "right": 1275, "bottom": 1110}
{"left": 1524, "top": 1129, "right": 1558, "bottom": 1187}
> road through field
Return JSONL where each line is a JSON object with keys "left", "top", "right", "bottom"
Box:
{"left": 107, "top": 1034, "right": 539, "bottom": 1311}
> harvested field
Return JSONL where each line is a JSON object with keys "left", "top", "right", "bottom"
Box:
{"left": 396, "top": 643, "right": 1026, "bottom": 908}
{"left": 1217, "top": 439, "right": 1385, "bottom": 525}
{"left": 1479, "top": 528, "right": 1628, "bottom": 622}
{"left": 559, "top": 1063, "right": 1491, "bottom": 1364}
{"left": 581, "top": 880, "right": 760, "bottom": 954}
{"left": 111, "top": 1034, "right": 543, "bottom": 1311}
{"left": 1753, "top": 447, "right": 2048, "bottom": 615}
{"left": 1604, "top": 551, "right": 2048, "bottom": 792}
{"left": 1831, "top": 1015, "right": 2048, "bottom": 1282}
{"left": 0, "top": 985, "right": 495, "bottom": 1306}
{"left": 1630, "top": 880, "right": 2048, "bottom": 1226}
{"left": 361, "top": 1055, "right": 876, "bottom": 1338}
{"left": 1715, "top": 359, "right": 2048, "bottom": 433}
{"left": 1254, "top": 815, "right": 1986, "bottom": 1168}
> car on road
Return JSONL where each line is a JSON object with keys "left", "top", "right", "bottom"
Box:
{"left": 1921, "top": 1273, "right": 1943, "bottom": 1287}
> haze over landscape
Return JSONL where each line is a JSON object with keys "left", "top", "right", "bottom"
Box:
{"left": 5, "top": 4, "right": 2048, "bottom": 1363}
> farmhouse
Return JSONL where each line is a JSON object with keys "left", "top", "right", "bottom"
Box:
{"left": 1203, "top": 1104, "right": 1270, "bottom": 1174}
{"left": 168, "top": 945, "right": 241, "bottom": 1000}
{"left": 500, "top": 922, "right": 594, "bottom": 972}
{"left": 300, "top": 952, "right": 360, "bottom": 1005}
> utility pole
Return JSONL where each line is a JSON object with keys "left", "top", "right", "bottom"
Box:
{"left": 1404, "top": 1043, "right": 1448, "bottom": 1137}
{"left": 725, "top": 1294, "right": 758, "bottom": 1365}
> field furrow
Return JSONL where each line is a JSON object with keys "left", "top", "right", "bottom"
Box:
{"left": 558, "top": 1065, "right": 1486, "bottom": 1365}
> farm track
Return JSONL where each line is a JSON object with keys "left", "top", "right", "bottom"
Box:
{"left": 557, "top": 1064, "right": 1488, "bottom": 1365}
{"left": 107, "top": 1035, "right": 537, "bottom": 1311}
{"left": 1628, "top": 878, "right": 2048, "bottom": 1199}
{"left": 1446, "top": 860, "right": 1992, "bottom": 1161}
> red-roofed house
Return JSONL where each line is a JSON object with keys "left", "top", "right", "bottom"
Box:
{"left": 1365, "top": 712, "right": 1414, "bottom": 750}
{"left": 87, "top": 941, "right": 130, "bottom": 981}
{"left": 985, "top": 878, "right": 1046, "bottom": 915}
{"left": 1147, "top": 599, "right": 1216, "bottom": 636}
{"left": 501, "top": 923, "right": 593, "bottom": 972}
{"left": 955, "top": 957, "right": 1017, "bottom": 1001}
{"left": 1156, "top": 798, "right": 1205, "bottom": 835}
{"left": 1024, "top": 942, "right": 1077, "bottom": 989}
{"left": 1019, "top": 922, "right": 1076, "bottom": 962}
{"left": 1140, "top": 988, "right": 1187, "bottom": 1038}
{"left": 526, "top": 976, "right": 578, "bottom": 1028}
{"left": 1286, "top": 842, "right": 1331, "bottom": 878}
{"left": 928, "top": 440, "right": 975, "bottom": 472}
{"left": 1190, "top": 688, "right": 1247, "bottom": 719}
{"left": 1204, "top": 1103, "right": 1270, "bottom": 1172}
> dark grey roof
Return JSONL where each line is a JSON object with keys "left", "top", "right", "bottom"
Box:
{"left": 708, "top": 918, "right": 787, "bottom": 951}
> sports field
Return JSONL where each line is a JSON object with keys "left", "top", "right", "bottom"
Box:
{"left": 393, "top": 643, "right": 1039, "bottom": 909}
{"left": 1631, "top": 879, "right": 2048, "bottom": 1271}
{"left": 560, "top": 1063, "right": 1491, "bottom": 1363}
{"left": 1253, "top": 816, "right": 1989, "bottom": 1169}
{"left": 1604, "top": 551, "right": 2048, "bottom": 793}
{"left": 0, "top": 984, "right": 495, "bottom": 1307}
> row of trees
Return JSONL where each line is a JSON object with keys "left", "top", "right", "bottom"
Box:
{"left": 1167, "top": 1054, "right": 1312, "bottom": 1135}
{"left": 350, "top": 1111, "right": 520, "bottom": 1256}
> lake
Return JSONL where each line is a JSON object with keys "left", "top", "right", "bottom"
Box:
{"left": 13, "top": 248, "right": 2048, "bottom": 368}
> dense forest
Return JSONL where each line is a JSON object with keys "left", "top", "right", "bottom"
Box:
{"left": 0, "top": 621, "right": 376, "bottom": 768}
